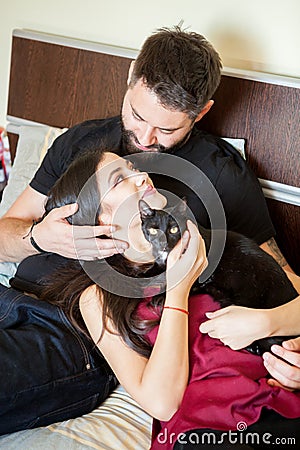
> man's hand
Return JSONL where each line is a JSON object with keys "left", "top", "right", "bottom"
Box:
{"left": 33, "top": 203, "right": 128, "bottom": 260}
{"left": 263, "top": 337, "right": 300, "bottom": 391}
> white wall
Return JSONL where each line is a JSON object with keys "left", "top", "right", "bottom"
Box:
{"left": 1, "top": 0, "right": 300, "bottom": 126}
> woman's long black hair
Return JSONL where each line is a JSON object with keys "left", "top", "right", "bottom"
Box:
{"left": 40, "top": 148, "right": 164, "bottom": 357}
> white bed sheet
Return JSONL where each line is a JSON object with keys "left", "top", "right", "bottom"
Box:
{"left": 0, "top": 385, "right": 152, "bottom": 450}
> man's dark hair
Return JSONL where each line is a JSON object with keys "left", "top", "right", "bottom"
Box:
{"left": 130, "top": 25, "right": 222, "bottom": 120}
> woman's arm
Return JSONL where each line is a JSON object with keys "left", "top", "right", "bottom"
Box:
{"left": 199, "top": 294, "right": 300, "bottom": 351}
{"left": 199, "top": 268, "right": 300, "bottom": 351}
{"left": 199, "top": 271, "right": 300, "bottom": 390}
{"left": 80, "top": 221, "right": 207, "bottom": 421}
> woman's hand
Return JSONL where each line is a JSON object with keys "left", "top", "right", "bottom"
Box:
{"left": 263, "top": 337, "right": 300, "bottom": 391}
{"left": 199, "top": 305, "right": 270, "bottom": 350}
{"left": 166, "top": 221, "right": 208, "bottom": 293}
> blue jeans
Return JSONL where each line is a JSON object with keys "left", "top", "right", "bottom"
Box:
{"left": 0, "top": 283, "right": 118, "bottom": 435}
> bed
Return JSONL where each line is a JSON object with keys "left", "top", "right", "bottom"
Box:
{"left": 0, "top": 28, "right": 299, "bottom": 449}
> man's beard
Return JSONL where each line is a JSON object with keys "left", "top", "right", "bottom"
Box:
{"left": 121, "top": 120, "right": 193, "bottom": 155}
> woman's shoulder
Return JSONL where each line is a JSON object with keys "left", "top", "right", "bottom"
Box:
{"left": 79, "top": 284, "right": 104, "bottom": 343}
{"left": 79, "top": 284, "right": 101, "bottom": 310}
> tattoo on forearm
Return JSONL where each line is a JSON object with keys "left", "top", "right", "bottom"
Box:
{"left": 267, "top": 238, "right": 288, "bottom": 267}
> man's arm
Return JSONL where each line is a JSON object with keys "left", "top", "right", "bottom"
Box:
{"left": 0, "top": 185, "right": 128, "bottom": 262}
{"left": 263, "top": 337, "right": 300, "bottom": 391}
{"left": 260, "top": 237, "right": 295, "bottom": 274}
{"left": 0, "top": 186, "right": 46, "bottom": 262}
{"left": 200, "top": 255, "right": 300, "bottom": 389}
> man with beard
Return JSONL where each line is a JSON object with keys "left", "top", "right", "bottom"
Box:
{"left": 0, "top": 24, "right": 299, "bottom": 403}
{"left": 0, "top": 27, "right": 282, "bottom": 261}
{"left": 0, "top": 26, "right": 280, "bottom": 261}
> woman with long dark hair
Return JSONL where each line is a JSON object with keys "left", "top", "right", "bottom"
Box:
{"left": 32, "top": 147, "right": 300, "bottom": 449}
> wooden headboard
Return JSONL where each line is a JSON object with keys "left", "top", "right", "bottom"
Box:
{"left": 6, "top": 29, "right": 300, "bottom": 273}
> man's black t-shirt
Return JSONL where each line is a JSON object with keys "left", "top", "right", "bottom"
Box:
{"left": 30, "top": 116, "right": 275, "bottom": 245}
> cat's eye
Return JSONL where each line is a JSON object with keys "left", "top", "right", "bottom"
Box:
{"left": 169, "top": 226, "right": 179, "bottom": 234}
{"left": 149, "top": 228, "right": 158, "bottom": 236}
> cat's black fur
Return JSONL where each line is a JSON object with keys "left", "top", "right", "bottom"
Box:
{"left": 139, "top": 199, "right": 298, "bottom": 356}
{"left": 140, "top": 200, "right": 188, "bottom": 267}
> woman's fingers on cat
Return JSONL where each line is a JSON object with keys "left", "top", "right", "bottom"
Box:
{"left": 180, "top": 222, "right": 208, "bottom": 282}
{"left": 167, "top": 222, "right": 207, "bottom": 291}
{"left": 263, "top": 351, "right": 300, "bottom": 390}
{"left": 180, "top": 229, "right": 190, "bottom": 255}
{"left": 168, "top": 221, "right": 198, "bottom": 261}
{"left": 166, "top": 223, "right": 202, "bottom": 288}
{"left": 168, "top": 229, "right": 190, "bottom": 265}
{"left": 191, "top": 221, "right": 208, "bottom": 268}
{"left": 185, "top": 221, "right": 207, "bottom": 265}
{"left": 178, "top": 221, "right": 197, "bottom": 254}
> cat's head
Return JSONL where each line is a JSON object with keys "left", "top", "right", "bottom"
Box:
{"left": 139, "top": 198, "right": 187, "bottom": 266}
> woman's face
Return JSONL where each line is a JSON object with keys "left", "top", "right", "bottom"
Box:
{"left": 97, "top": 152, "right": 166, "bottom": 233}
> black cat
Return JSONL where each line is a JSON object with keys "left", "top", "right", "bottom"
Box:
{"left": 138, "top": 198, "right": 298, "bottom": 355}
{"left": 140, "top": 199, "right": 188, "bottom": 267}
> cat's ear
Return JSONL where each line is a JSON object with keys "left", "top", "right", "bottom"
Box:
{"left": 139, "top": 199, "right": 155, "bottom": 219}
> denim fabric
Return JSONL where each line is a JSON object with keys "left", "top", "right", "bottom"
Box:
{"left": 0, "top": 283, "right": 118, "bottom": 435}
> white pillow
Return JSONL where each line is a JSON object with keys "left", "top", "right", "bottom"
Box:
{"left": 222, "top": 137, "right": 246, "bottom": 159}
{"left": 0, "top": 125, "right": 67, "bottom": 217}
{"left": 0, "top": 124, "right": 67, "bottom": 286}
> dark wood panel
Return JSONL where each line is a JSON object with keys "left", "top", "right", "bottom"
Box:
{"left": 7, "top": 132, "right": 18, "bottom": 163}
{"left": 7, "top": 37, "right": 132, "bottom": 128}
{"left": 200, "top": 76, "right": 300, "bottom": 188}
{"left": 71, "top": 50, "right": 131, "bottom": 124}
{"left": 200, "top": 76, "right": 300, "bottom": 272}
{"left": 8, "top": 37, "right": 80, "bottom": 127}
